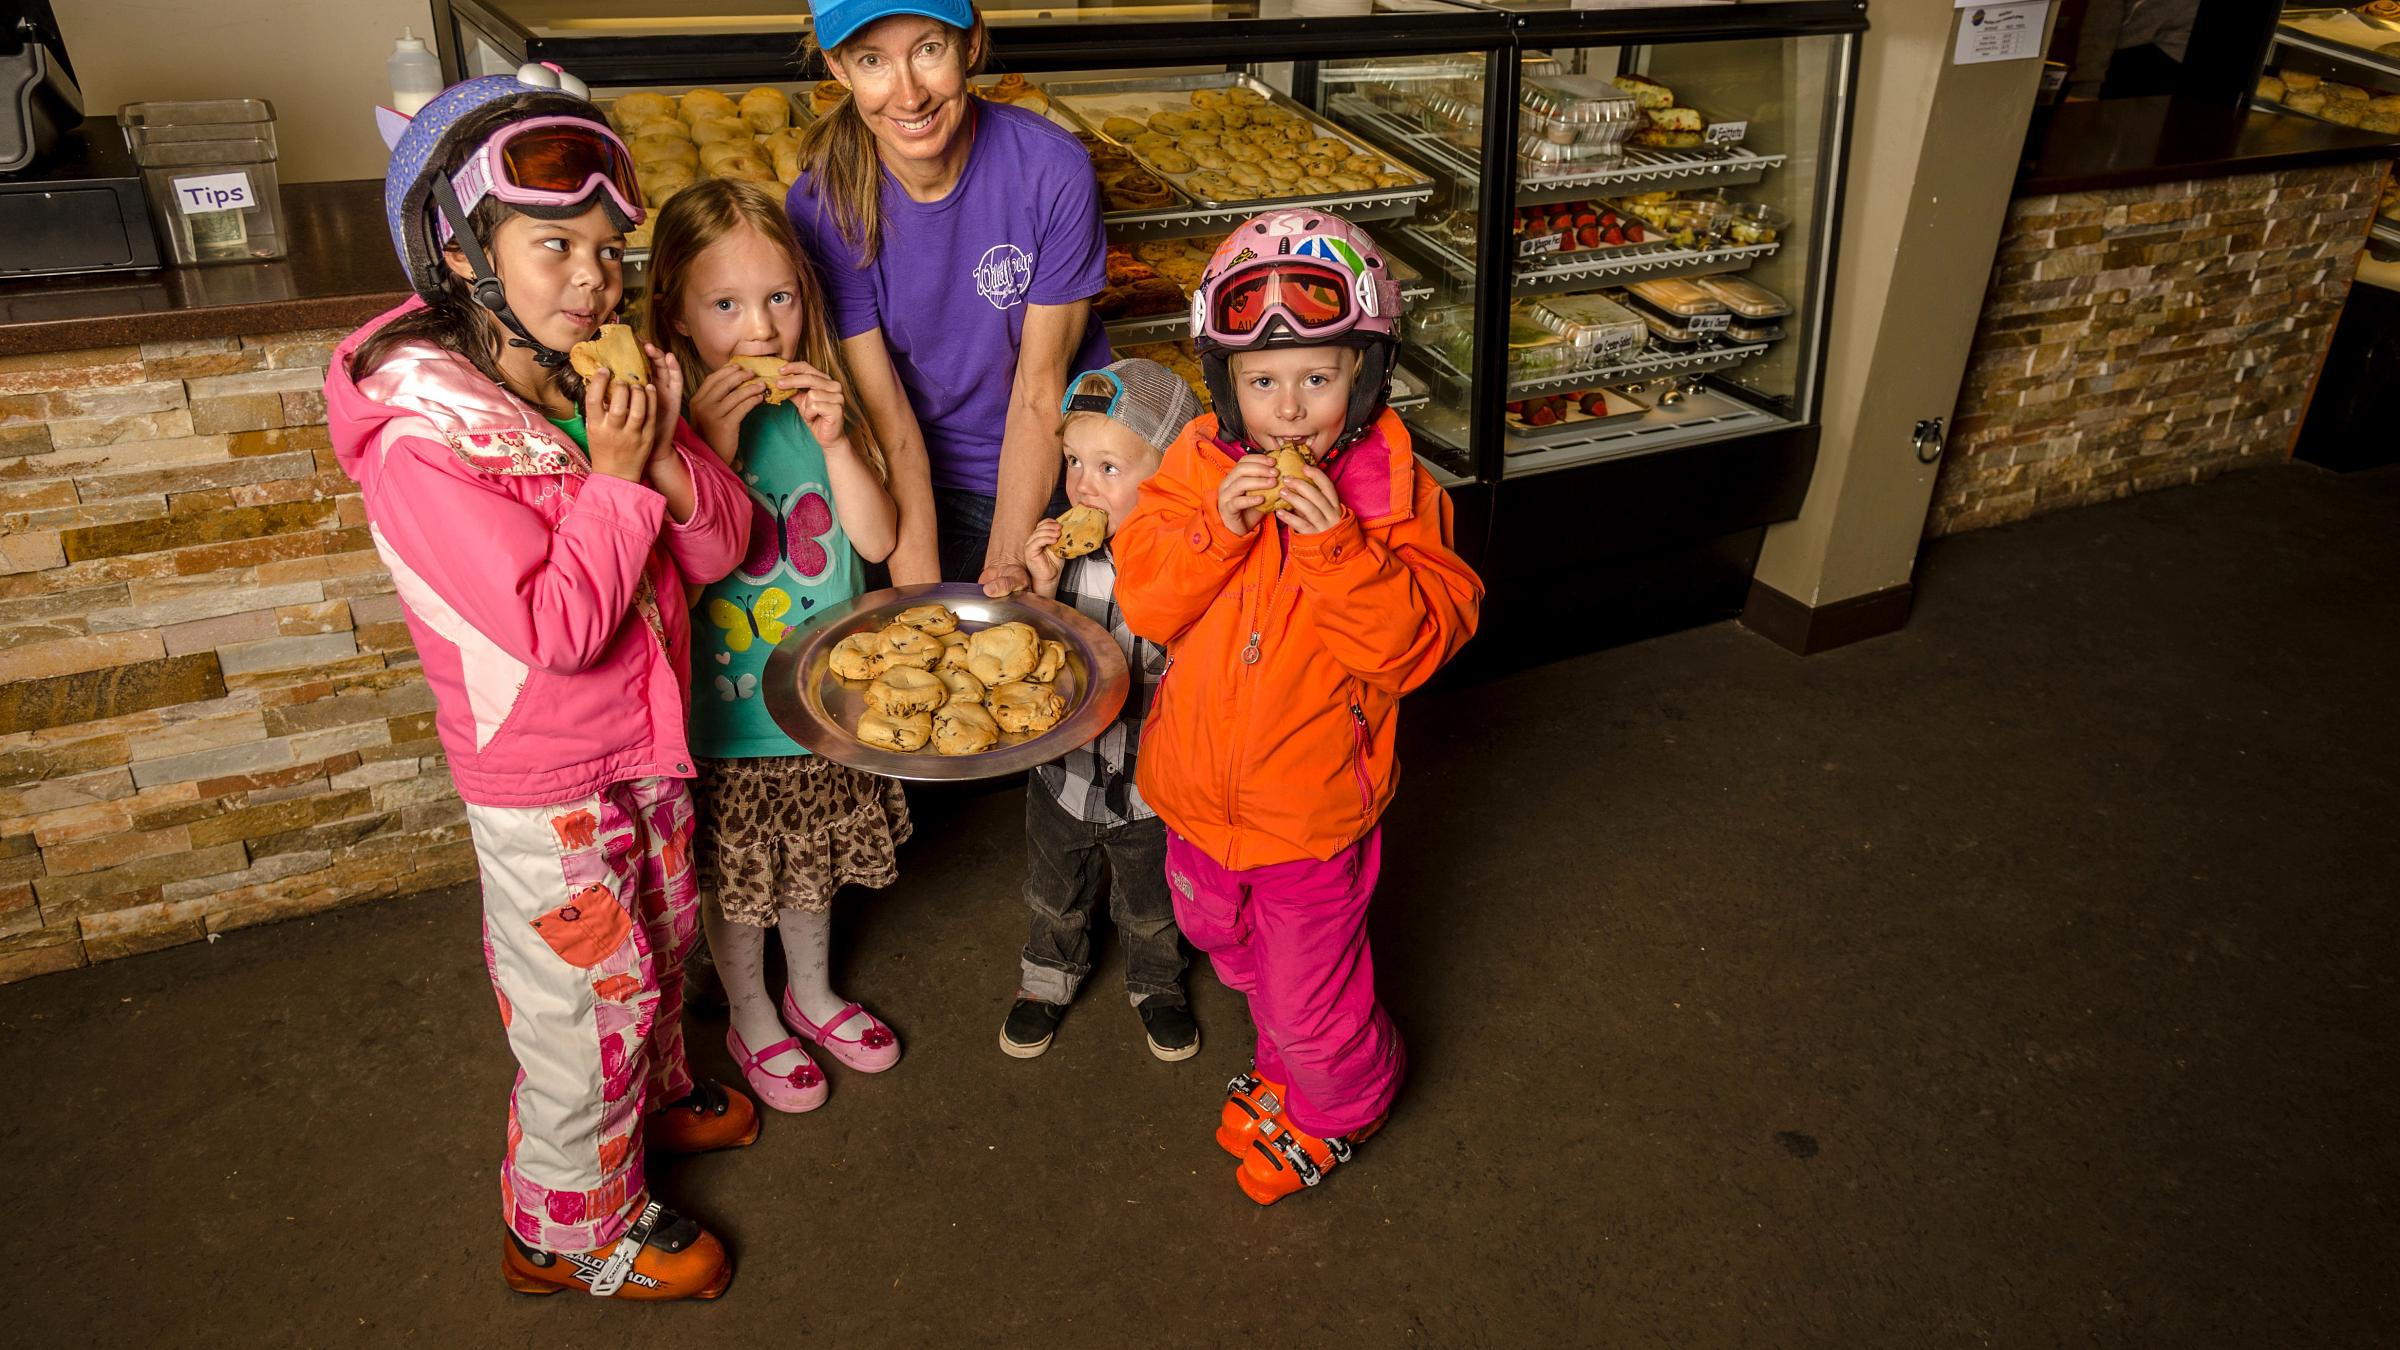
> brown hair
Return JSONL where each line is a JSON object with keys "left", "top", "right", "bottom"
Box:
{"left": 794, "top": 11, "right": 990, "bottom": 267}
{"left": 641, "top": 176, "right": 885, "bottom": 478}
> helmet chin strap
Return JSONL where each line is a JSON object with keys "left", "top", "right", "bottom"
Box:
{"left": 430, "top": 177, "right": 576, "bottom": 370}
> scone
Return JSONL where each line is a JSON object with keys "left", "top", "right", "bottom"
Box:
{"left": 896, "top": 603, "right": 959, "bottom": 635}
{"left": 727, "top": 355, "right": 793, "bottom": 404}
{"left": 1254, "top": 443, "right": 1313, "bottom": 514}
{"left": 1190, "top": 87, "right": 1229, "bottom": 111}
{"left": 932, "top": 701, "right": 1001, "bottom": 755}
{"left": 1228, "top": 85, "right": 1268, "bottom": 108}
{"left": 1054, "top": 505, "right": 1109, "bottom": 559}
{"left": 967, "top": 622, "right": 1039, "bottom": 685}
{"left": 829, "top": 632, "right": 885, "bottom": 681}
{"left": 989, "top": 681, "right": 1066, "bottom": 735}
{"left": 1103, "top": 115, "right": 1146, "bottom": 140}
{"left": 937, "top": 667, "right": 987, "bottom": 706}
{"left": 865, "top": 666, "right": 946, "bottom": 717}
{"left": 569, "top": 325, "right": 649, "bottom": 386}
{"left": 857, "top": 708, "right": 931, "bottom": 751}
{"left": 876, "top": 622, "right": 944, "bottom": 670}
{"left": 1025, "top": 639, "right": 1067, "bottom": 684}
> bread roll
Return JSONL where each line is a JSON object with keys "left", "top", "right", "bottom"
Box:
{"left": 633, "top": 134, "right": 701, "bottom": 168}
{"left": 689, "top": 115, "right": 753, "bottom": 146}
{"left": 614, "top": 92, "right": 676, "bottom": 123}
{"left": 698, "top": 139, "right": 760, "bottom": 173}
{"left": 739, "top": 88, "right": 792, "bottom": 134}
{"left": 2281, "top": 70, "right": 2322, "bottom": 92}
{"left": 680, "top": 88, "right": 738, "bottom": 122}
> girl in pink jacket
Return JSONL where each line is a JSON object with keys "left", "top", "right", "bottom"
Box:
{"left": 326, "top": 69, "right": 753, "bottom": 1302}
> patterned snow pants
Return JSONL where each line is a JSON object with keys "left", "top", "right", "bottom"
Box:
{"left": 465, "top": 775, "right": 699, "bottom": 1253}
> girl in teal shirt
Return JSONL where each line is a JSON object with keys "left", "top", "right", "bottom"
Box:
{"left": 648, "top": 179, "right": 909, "bottom": 1114}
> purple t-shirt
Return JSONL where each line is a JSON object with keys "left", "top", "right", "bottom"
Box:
{"left": 789, "top": 99, "right": 1112, "bottom": 496}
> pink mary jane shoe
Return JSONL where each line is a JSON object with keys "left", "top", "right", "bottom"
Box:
{"left": 781, "top": 991, "right": 902, "bottom": 1073}
{"left": 727, "top": 1025, "right": 828, "bottom": 1113}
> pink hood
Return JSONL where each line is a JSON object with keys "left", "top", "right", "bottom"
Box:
{"left": 327, "top": 298, "right": 750, "bottom": 808}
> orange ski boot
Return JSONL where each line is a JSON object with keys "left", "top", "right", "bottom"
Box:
{"left": 1217, "top": 1067, "right": 1290, "bottom": 1158}
{"left": 645, "top": 1079, "right": 760, "bottom": 1153}
{"left": 1234, "top": 1112, "right": 1386, "bottom": 1206}
{"left": 501, "top": 1200, "right": 734, "bottom": 1300}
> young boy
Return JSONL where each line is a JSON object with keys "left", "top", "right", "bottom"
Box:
{"left": 1001, "top": 358, "right": 1206, "bottom": 1062}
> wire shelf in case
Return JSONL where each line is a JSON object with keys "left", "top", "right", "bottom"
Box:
{"left": 1516, "top": 145, "right": 1787, "bottom": 202}
{"left": 1051, "top": 72, "right": 1435, "bottom": 217}
{"left": 1398, "top": 219, "right": 1778, "bottom": 296}
{"left": 1414, "top": 341, "right": 1767, "bottom": 404}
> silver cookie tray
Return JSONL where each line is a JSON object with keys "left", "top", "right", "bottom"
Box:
{"left": 1048, "top": 71, "right": 1434, "bottom": 212}
{"left": 761, "top": 583, "right": 1130, "bottom": 782}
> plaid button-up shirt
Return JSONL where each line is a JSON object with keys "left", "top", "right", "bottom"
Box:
{"left": 1032, "top": 547, "right": 1166, "bottom": 826}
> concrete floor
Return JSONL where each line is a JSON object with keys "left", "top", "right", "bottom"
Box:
{"left": 5, "top": 463, "right": 2397, "bottom": 1347}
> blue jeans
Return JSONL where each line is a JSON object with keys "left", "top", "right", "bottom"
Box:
{"left": 934, "top": 485, "right": 1071, "bottom": 584}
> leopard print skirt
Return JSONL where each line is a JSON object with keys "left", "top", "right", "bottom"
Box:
{"left": 692, "top": 755, "right": 912, "bottom": 925}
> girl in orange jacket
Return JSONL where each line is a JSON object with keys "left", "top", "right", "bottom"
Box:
{"left": 1112, "top": 210, "right": 1483, "bottom": 1204}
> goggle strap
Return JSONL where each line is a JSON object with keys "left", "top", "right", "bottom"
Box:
{"left": 428, "top": 174, "right": 573, "bottom": 370}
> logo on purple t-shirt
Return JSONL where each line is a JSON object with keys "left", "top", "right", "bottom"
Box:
{"left": 973, "top": 243, "right": 1034, "bottom": 310}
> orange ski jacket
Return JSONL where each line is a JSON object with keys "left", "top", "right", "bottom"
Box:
{"left": 1114, "top": 410, "right": 1483, "bottom": 870}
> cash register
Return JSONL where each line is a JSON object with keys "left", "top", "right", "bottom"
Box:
{"left": 0, "top": 1, "right": 160, "bottom": 278}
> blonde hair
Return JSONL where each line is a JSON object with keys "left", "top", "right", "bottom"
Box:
{"left": 796, "top": 11, "right": 990, "bottom": 267}
{"left": 642, "top": 177, "right": 885, "bottom": 479}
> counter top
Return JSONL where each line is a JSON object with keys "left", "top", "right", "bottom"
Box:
{"left": 0, "top": 180, "right": 406, "bottom": 359}
{"left": 2017, "top": 96, "right": 2400, "bottom": 197}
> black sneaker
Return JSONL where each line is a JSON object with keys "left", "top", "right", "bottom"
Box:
{"left": 1000, "top": 995, "right": 1064, "bottom": 1059}
{"left": 1138, "top": 997, "right": 1200, "bottom": 1062}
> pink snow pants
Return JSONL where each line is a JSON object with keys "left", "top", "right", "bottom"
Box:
{"left": 1165, "top": 828, "right": 1403, "bottom": 1137}
{"left": 465, "top": 775, "right": 699, "bottom": 1254}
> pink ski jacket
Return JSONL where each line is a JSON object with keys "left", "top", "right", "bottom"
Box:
{"left": 327, "top": 299, "right": 750, "bottom": 808}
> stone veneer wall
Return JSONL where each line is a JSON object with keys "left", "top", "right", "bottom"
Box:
{"left": 1, "top": 330, "right": 472, "bottom": 983}
{"left": 1929, "top": 161, "right": 2386, "bottom": 535}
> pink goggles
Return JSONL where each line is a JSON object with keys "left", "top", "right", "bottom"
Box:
{"left": 440, "top": 115, "right": 644, "bottom": 242}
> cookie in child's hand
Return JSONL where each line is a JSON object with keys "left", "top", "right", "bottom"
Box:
{"left": 1255, "top": 442, "right": 1313, "bottom": 514}
{"left": 570, "top": 325, "right": 650, "bottom": 386}
{"left": 725, "top": 355, "right": 792, "bottom": 404}
{"left": 1054, "top": 505, "right": 1109, "bottom": 559}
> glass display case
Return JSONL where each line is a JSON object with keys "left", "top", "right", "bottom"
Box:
{"left": 2251, "top": 8, "right": 2400, "bottom": 255}
{"left": 429, "top": 0, "right": 1865, "bottom": 644}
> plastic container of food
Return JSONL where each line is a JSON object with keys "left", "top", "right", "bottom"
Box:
{"left": 1625, "top": 277, "right": 1728, "bottom": 318}
{"left": 1520, "top": 76, "right": 1639, "bottom": 152}
{"left": 1530, "top": 293, "right": 1646, "bottom": 356}
{"left": 1615, "top": 194, "right": 1724, "bottom": 237}
{"left": 1409, "top": 302, "right": 1477, "bottom": 375}
{"left": 1506, "top": 313, "right": 1585, "bottom": 381}
{"left": 1695, "top": 275, "right": 1790, "bottom": 318}
{"left": 1721, "top": 202, "right": 1791, "bottom": 246}
{"left": 1727, "top": 317, "right": 1786, "bottom": 343}
{"left": 1518, "top": 135, "right": 1623, "bottom": 179}
{"left": 1420, "top": 91, "right": 1484, "bottom": 150}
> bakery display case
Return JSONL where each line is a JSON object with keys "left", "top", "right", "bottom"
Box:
{"left": 431, "top": 0, "right": 1866, "bottom": 650}
{"left": 2254, "top": 8, "right": 2400, "bottom": 252}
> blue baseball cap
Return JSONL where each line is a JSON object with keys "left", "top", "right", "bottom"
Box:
{"left": 811, "top": 0, "right": 976, "bottom": 50}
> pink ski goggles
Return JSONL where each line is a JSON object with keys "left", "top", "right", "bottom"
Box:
{"left": 440, "top": 115, "right": 644, "bottom": 242}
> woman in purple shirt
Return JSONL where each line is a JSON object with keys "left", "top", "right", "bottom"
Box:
{"left": 791, "top": 0, "right": 1112, "bottom": 594}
